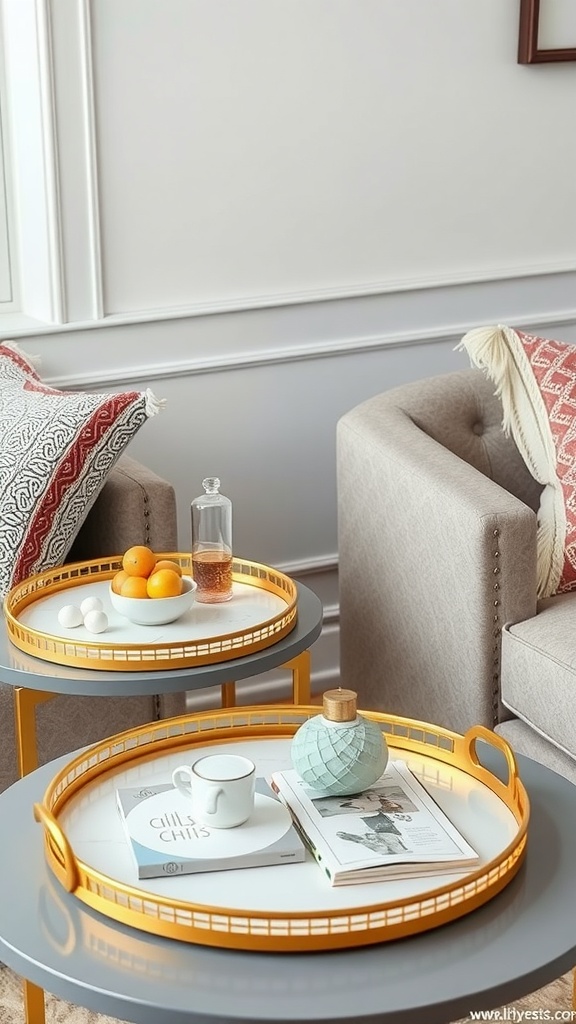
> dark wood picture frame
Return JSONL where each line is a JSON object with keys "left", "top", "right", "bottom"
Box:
{"left": 518, "top": 0, "right": 576, "bottom": 63}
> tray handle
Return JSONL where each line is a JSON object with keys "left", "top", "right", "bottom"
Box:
{"left": 464, "top": 724, "right": 519, "bottom": 801}
{"left": 34, "top": 803, "right": 79, "bottom": 893}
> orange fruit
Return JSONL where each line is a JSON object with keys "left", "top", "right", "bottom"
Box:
{"left": 122, "top": 545, "right": 156, "bottom": 578}
{"left": 111, "top": 569, "right": 130, "bottom": 595}
{"left": 120, "top": 575, "right": 149, "bottom": 599}
{"left": 146, "top": 569, "right": 182, "bottom": 599}
{"left": 151, "top": 559, "right": 182, "bottom": 577}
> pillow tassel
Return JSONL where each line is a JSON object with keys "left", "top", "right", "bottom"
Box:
{"left": 144, "top": 389, "right": 166, "bottom": 417}
{"left": 456, "top": 325, "right": 522, "bottom": 436}
{"left": 537, "top": 485, "right": 565, "bottom": 598}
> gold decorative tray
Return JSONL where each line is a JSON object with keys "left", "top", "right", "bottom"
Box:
{"left": 3, "top": 554, "right": 297, "bottom": 671}
{"left": 34, "top": 706, "right": 529, "bottom": 952}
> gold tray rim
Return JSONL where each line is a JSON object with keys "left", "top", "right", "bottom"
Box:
{"left": 34, "top": 706, "right": 529, "bottom": 953}
{"left": 3, "top": 554, "right": 298, "bottom": 671}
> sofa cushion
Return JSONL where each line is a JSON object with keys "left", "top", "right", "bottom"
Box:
{"left": 459, "top": 324, "right": 576, "bottom": 597}
{"left": 495, "top": 718, "right": 576, "bottom": 783}
{"left": 0, "top": 341, "right": 163, "bottom": 597}
{"left": 501, "top": 593, "right": 576, "bottom": 761}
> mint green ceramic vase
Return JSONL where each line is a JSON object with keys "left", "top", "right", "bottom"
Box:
{"left": 291, "top": 689, "right": 388, "bottom": 796}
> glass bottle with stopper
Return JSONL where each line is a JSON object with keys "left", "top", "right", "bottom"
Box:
{"left": 290, "top": 688, "right": 388, "bottom": 796}
{"left": 191, "top": 477, "right": 233, "bottom": 603}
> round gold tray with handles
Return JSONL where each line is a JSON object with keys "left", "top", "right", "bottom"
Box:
{"left": 34, "top": 706, "right": 529, "bottom": 953}
{"left": 3, "top": 554, "right": 298, "bottom": 671}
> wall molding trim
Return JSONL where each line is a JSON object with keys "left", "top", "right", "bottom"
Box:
{"left": 2, "top": 261, "right": 576, "bottom": 340}
{"left": 77, "top": 0, "right": 104, "bottom": 321}
{"left": 1, "top": 0, "right": 66, "bottom": 323}
{"left": 279, "top": 554, "right": 338, "bottom": 578}
{"left": 43, "top": 309, "right": 576, "bottom": 391}
{"left": 89, "top": 257, "right": 572, "bottom": 322}
{"left": 109, "top": 257, "right": 576, "bottom": 320}
{"left": 34, "top": 0, "right": 66, "bottom": 324}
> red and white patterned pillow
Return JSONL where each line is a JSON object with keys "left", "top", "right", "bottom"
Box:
{"left": 459, "top": 324, "right": 576, "bottom": 598}
{"left": 0, "top": 341, "right": 163, "bottom": 596}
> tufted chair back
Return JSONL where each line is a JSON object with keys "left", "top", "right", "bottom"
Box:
{"left": 337, "top": 368, "right": 540, "bottom": 735}
{"left": 387, "top": 369, "right": 543, "bottom": 513}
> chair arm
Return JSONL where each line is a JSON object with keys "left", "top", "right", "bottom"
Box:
{"left": 68, "top": 454, "right": 178, "bottom": 562}
{"left": 337, "top": 396, "right": 537, "bottom": 734}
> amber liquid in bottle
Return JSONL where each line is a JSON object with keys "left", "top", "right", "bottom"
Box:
{"left": 192, "top": 549, "right": 233, "bottom": 603}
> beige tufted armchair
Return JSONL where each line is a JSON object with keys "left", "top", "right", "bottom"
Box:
{"left": 337, "top": 368, "right": 576, "bottom": 782}
{"left": 0, "top": 455, "right": 186, "bottom": 792}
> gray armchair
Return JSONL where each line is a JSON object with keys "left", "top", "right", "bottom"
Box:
{"left": 0, "top": 454, "right": 186, "bottom": 792}
{"left": 337, "top": 368, "right": 576, "bottom": 782}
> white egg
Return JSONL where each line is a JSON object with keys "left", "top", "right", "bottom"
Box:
{"left": 58, "top": 604, "right": 84, "bottom": 629}
{"left": 83, "top": 609, "right": 109, "bottom": 634}
{"left": 80, "top": 596, "right": 104, "bottom": 616}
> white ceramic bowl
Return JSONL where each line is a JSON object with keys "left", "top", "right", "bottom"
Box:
{"left": 109, "top": 576, "right": 197, "bottom": 626}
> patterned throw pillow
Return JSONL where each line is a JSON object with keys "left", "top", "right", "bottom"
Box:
{"left": 458, "top": 324, "right": 576, "bottom": 598}
{"left": 0, "top": 341, "right": 163, "bottom": 597}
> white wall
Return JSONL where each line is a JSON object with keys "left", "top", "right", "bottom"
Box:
{"left": 1, "top": 0, "right": 576, "bottom": 703}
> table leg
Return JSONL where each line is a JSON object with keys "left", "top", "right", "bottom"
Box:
{"left": 13, "top": 687, "right": 56, "bottom": 778}
{"left": 220, "top": 648, "right": 311, "bottom": 709}
{"left": 220, "top": 682, "right": 237, "bottom": 708}
{"left": 13, "top": 688, "right": 54, "bottom": 1021}
{"left": 285, "top": 650, "right": 311, "bottom": 704}
{"left": 23, "top": 977, "right": 45, "bottom": 1024}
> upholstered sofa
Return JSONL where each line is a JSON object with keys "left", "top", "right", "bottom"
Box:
{"left": 0, "top": 454, "right": 186, "bottom": 792}
{"left": 337, "top": 368, "right": 576, "bottom": 783}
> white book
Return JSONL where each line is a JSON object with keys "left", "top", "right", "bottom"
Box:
{"left": 270, "top": 760, "right": 479, "bottom": 886}
{"left": 116, "top": 778, "right": 305, "bottom": 879}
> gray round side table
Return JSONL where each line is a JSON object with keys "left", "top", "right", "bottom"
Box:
{"left": 0, "top": 581, "right": 323, "bottom": 776}
{"left": 1, "top": 746, "right": 576, "bottom": 1024}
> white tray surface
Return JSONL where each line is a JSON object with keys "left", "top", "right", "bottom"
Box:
{"left": 59, "top": 738, "right": 518, "bottom": 915}
{"left": 20, "top": 579, "right": 286, "bottom": 646}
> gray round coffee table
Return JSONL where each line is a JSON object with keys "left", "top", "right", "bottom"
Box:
{"left": 0, "top": 581, "right": 323, "bottom": 775}
{"left": 1, "top": 745, "right": 576, "bottom": 1024}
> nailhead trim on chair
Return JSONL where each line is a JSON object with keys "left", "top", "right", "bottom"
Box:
{"left": 492, "top": 526, "right": 501, "bottom": 727}
{"left": 143, "top": 493, "right": 151, "bottom": 546}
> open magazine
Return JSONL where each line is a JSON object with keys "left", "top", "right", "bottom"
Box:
{"left": 270, "top": 760, "right": 479, "bottom": 886}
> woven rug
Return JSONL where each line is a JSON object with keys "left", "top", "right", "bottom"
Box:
{"left": 0, "top": 967, "right": 126, "bottom": 1023}
{"left": 0, "top": 964, "right": 572, "bottom": 1022}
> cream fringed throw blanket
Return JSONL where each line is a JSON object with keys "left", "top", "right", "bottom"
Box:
{"left": 457, "top": 323, "right": 576, "bottom": 598}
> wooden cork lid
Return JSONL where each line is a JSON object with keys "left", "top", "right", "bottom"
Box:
{"left": 322, "top": 688, "right": 358, "bottom": 722}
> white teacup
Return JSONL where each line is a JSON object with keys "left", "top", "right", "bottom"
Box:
{"left": 172, "top": 753, "right": 256, "bottom": 829}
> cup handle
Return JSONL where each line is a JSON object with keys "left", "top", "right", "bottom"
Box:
{"left": 172, "top": 765, "right": 193, "bottom": 799}
{"left": 203, "top": 785, "right": 224, "bottom": 815}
